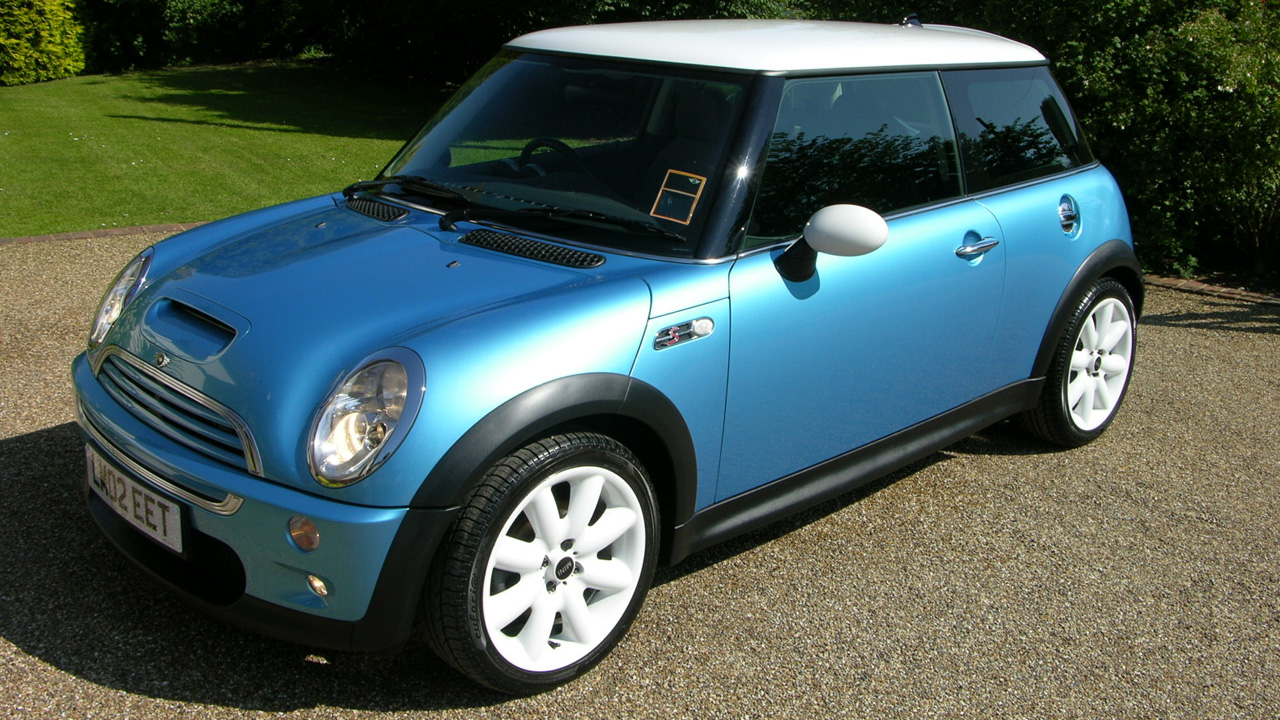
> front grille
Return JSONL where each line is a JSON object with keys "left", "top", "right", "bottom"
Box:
{"left": 460, "top": 229, "right": 606, "bottom": 269}
{"left": 95, "top": 350, "right": 261, "bottom": 475}
{"left": 347, "top": 196, "right": 409, "bottom": 222}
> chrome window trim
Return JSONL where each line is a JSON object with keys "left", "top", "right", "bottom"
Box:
{"left": 78, "top": 400, "right": 244, "bottom": 516}
{"left": 91, "top": 346, "right": 264, "bottom": 477}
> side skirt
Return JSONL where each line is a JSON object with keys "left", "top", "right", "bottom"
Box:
{"left": 665, "top": 378, "right": 1043, "bottom": 564}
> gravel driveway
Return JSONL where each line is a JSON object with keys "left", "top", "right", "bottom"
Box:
{"left": 1, "top": 233, "right": 1277, "bottom": 719}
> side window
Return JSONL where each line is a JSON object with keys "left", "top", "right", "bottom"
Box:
{"left": 941, "top": 66, "right": 1094, "bottom": 193}
{"left": 746, "top": 72, "right": 962, "bottom": 246}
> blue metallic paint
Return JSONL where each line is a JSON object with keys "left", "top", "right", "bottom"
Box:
{"left": 975, "top": 165, "right": 1136, "bottom": 383}
{"left": 93, "top": 208, "right": 654, "bottom": 508}
{"left": 718, "top": 200, "right": 1007, "bottom": 500}
{"left": 633, "top": 297, "right": 731, "bottom": 511}
{"left": 75, "top": 355, "right": 405, "bottom": 621}
{"left": 70, "top": 44, "right": 1137, "bottom": 658}
{"left": 75, "top": 164, "right": 1134, "bottom": 625}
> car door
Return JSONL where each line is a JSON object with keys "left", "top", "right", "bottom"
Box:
{"left": 715, "top": 72, "right": 1008, "bottom": 501}
{"left": 938, "top": 66, "right": 1111, "bottom": 388}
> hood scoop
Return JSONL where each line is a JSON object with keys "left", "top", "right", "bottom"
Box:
{"left": 459, "top": 229, "right": 605, "bottom": 269}
{"left": 347, "top": 196, "right": 409, "bottom": 222}
{"left": 142, "top": 291, "right": 248, "bottom": 363}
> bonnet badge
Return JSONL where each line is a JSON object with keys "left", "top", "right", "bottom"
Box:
{"left": 154, "top": 351, "right": 171, "bottom": 369}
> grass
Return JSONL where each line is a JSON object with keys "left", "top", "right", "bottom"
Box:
{"left": 0, "top": 62, "right": 447, "bottom": 237}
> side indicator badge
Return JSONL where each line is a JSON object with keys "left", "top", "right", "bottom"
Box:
{"left": 654, "top": 317, "right": 714, "bottom": 350}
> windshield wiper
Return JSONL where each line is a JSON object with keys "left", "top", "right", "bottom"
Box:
{"left": 439, "top": 205, "right": 687, "bottom": 245}
{"left": 544, "top": 207, "right": 689, "bottom": 245}
{"left": 343, "top": 175, "right": 469, "bottom": 205}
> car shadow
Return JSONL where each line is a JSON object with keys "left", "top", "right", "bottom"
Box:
{"left": 942, "top": 419, "right": 1063, "bottom": 457}
{"left": 2, "top": 420, "right": 1045, "bottom": 710}
{"left": 0, "top": 423, "right": 506, "bottom": 712}
{"left": 655, "top": 421, "right": 1050, "bottom": 585}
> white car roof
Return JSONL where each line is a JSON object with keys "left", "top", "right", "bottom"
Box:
{"left": 507, "top": 20, "right": 1045, "bottom": 73}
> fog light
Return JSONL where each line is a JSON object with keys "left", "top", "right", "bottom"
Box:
{"left": 307, "top": 574, "right": 330, "bottom": 597}
{"left": 289, "top": 515, "right": 320, "bottom": 552}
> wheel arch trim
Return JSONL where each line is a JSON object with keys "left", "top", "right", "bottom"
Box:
{"left": 1031, "top": 239, "right": 1143, "bottom": 379}
{"left": 413, "top": 373, "right": 698, "bottom": 530}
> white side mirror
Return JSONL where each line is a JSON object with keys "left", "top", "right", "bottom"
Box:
{"left": 775, "top": 204, "right": 889, "bottom": 282}
{"left": 804, "top": 204, "right": 888, "bottom": 257}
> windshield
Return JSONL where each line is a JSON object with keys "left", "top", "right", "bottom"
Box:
{"left": 380, "top": 51, "right": 749, "bottom": 257}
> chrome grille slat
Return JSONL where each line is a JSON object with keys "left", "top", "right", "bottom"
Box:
{"left": 107, "top": 356, "right": 233, "bottom": 429}
{"left": 99, "top": 358, "right": 247, "bottom": 466}
{"left": 99, "top": 369, "right": 247, "bottom": 468}
{"left": 93, "top": 348, "right": 263, "bottom": 476}
{"left": 100, "top": 360, "right": 242, "bottom": 451}
{"left": 78, "top": 400, "right": 243, "bottom": 516}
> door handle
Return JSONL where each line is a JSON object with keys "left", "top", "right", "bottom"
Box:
{"left": 955, "top": 237, "right": 999, "bottom": 257}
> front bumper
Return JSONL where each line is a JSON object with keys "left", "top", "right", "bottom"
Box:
{"left": 72, "top": 352, "right": 458, "bottom": 652}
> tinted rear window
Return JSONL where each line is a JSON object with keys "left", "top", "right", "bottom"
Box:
{"left": 941, "top": 66, "right": 1093, "bottom": 192}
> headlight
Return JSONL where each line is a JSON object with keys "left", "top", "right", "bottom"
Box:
{"left": 89, "top": 249, "right": 153, "bottom": 348}
{"left": 309, "top": 349, "right": 424, "bottom": 487}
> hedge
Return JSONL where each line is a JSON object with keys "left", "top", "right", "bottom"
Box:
{"left": 0, "top": 0, "right": 85, "bottom": 85}
{"left": 76, "top": 0, "right": 330, "bottom": 72}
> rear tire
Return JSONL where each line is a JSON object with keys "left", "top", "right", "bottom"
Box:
{"left": 424, "top": 432, "right": 658, "bottom": 694}
{"left": 1021, "top": 277, "right": 1136, "bottom": 447}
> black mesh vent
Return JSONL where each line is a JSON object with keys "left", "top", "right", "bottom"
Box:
{"left": 459, "top": 230, "right": 605, "bottom": 269}
{"left": 347, "top": 196, "right": 409, "bottom": 222}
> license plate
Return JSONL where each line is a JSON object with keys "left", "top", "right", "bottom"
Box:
{"left": 86, "top": 446, "right": 184, "bottom": 553}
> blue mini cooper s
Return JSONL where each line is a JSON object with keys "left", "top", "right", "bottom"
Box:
{"left": 72, "top": 19, "right": 1141, "bottom": 693}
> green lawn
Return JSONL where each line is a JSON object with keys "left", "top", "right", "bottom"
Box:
{"left": 0, "top": 62, "right": 447, "bottom": 237}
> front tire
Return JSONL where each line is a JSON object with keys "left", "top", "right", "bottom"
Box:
{"left": 1021, "top": 277, "right": 1136, "bottom": 447}
{"left": 424, "top": 433, "right": 658, "bottom": 694}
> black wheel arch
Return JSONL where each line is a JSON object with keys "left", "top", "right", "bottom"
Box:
{"left": 412, "top": 373, "right": 697, "bottom": 554}
{"left": 1031, "top": 239, "right": 1144, "bottom": 379}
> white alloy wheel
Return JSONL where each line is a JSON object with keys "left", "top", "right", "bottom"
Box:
{"left": 1066, "top": 296, "right": 1133, "bottom": 431}
{"left": 482, "top": 463, "right": 647, "bottom": 672}
{"left": 425, "top": 432, "right": 658, "bottom": 694}
{"left": 1020, "top": 277, "right": 1137, "bottom": 447}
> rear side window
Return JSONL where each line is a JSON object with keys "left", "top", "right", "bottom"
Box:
{"left": 746, "top": 72, "right": 962, "bottom": 245}
{"left": 941, "top": 66, "right": 1093, "bottom": 192}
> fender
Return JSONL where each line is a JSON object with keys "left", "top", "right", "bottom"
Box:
{"left": 1031, "top": 239, "right": 1144, "bottom": 379}
{"left": 412, "top": 373, "right": 698, "bottom": 528}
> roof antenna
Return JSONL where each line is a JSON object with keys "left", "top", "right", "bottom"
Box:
{"left": 900, "top": 13, "right": 923, "bottom": 28}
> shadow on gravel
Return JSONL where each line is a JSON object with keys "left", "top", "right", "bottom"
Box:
{"left": 659, "top": 422, "right": 1049, "bottom": 584}
{"left": 1, "top": 420, "right": 1049, "bottom": 710}
{"left": 657, "top": 421, "right": 1050, "bottom": 586}
{"left": 656, "top": 453, "right": 946, "bottom": 585}
{"left": 943, "top": 419, "right": 1065, "bottom": 457}
{"left": 0, "top": 424, "right": 506, "bottom": 713}
{"left": 1140, "top": 296, "right": 1280, "bottom": 336}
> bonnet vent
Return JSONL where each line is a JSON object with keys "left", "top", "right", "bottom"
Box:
{"left": 347, "top": 196, "right": 409, "bottom": 222}
{"left": 459, "top": 230, "right": 606, "bottom": 269}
